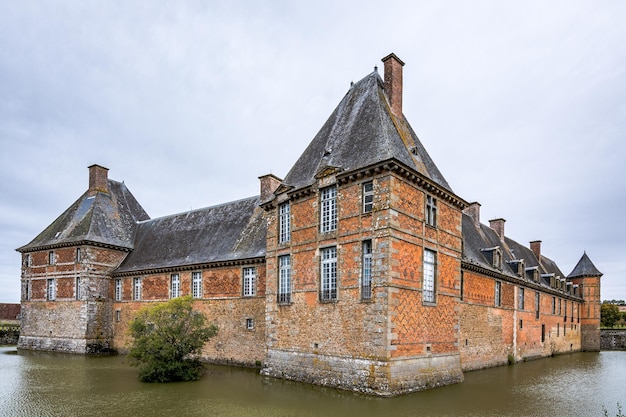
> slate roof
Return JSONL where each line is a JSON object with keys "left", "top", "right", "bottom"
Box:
{"left": 280, "top": 70, "right": 452, "bottom": 193}
{"left": 114, "top": 196, "right": 266, "bottom": 274}
{"left": 17, "top": 180, "right": 149, "bottom": 252}
{"left": 462, "top": 213, "right": 565, "bottom": 282}
{"left": 567, "top": 252, "right": 603, "bottom": 278}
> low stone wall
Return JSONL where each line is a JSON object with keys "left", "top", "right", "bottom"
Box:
{"left": 601, "top": 329, "right": 626, "bottom": 350}
{"left": 0, "top": 325, "right": 20, "bottom": 345}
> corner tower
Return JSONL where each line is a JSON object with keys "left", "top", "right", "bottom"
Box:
{"left": 16, "top": 165, "right": 149, "bottom": 353}
{"left": 567, "top": 252, "right": 603, "bottom": 351}
{"left": 261, "top": 54, "right": 467, "bottom": 396}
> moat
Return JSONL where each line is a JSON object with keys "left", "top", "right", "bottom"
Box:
{"left": 0, "top": 346, "right": 623, "bottom": 417}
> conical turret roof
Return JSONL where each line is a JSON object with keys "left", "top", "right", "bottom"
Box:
{"left": 567, "top": 252, "right": 603, "bottom": 278}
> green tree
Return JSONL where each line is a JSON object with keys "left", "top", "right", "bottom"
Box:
{"left": 128, "top": 296, "right": 218, "bottom": 382}
{"left": 601, "top": 303, "right": 621, "bottom": 328}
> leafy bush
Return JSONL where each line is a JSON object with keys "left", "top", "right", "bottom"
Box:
{"left": 128, "top": 296, "right": 217, "bottom": 382}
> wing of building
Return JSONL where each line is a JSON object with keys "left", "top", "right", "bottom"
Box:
{"left": 16, "top": 54, "right": 602, "bottom": 396}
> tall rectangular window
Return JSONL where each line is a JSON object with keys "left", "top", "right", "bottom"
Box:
{"left": 363, "top": 182, "right": 373, "bottom": 213}
{"left": 24, "top": 254, "right": 31, "bottom": 267}
{"left": 48, "top": 251, "right": 55, "bottom": 265}
{"left": 426, "top": 196, "right": 437, "bottom": 227}
{"left": 320, "top": 186, "right": 337, "bottom": 233}
{"left": 47, "top": 279, "right": 55, "bottom": 301}
{"left": 423, "top": 249, "right": 436, "bottom": 303}
{"left": 535, "top": 292, "right": 540, "bottom": 319}
{"left": 518, "top": 287, "right": 525, "bottom": 310}
{"left": 76, "top": 248, "right": 81, "bottom": 263}
{"left": 564, "top": 301, "right": 567, "bottom": 322}
{"left": 552, "top": 296, "right": 556, "bottom": 314}
{"left": 495, "top": 281, "right": 502, "bottom": 307}
{"left": 133, "top": 277, "right": 142, "bottom": 301}
{"left": 75, "top": 277, "right": 81, "bottom": 300}
{"left": 24, "top": 280, "right": 31, "bottom": 301}
{"left": 243, "top": 267, "right": 256, "bottom": 297}
{"left": 170, "top": 274, "right": 180, "bottom": 298}
{"left": 361, "top": 240, "right": 372, "bottom": 300}
{"left": 279, "top": 202, "right": 291, "bottom": 244}
{"left": 192, "top": 272, "right": 202, "bottom": 298}
{"left": 278, "top": 255, "right": 291, "bottom": 304}
{"left": 320, "top": 247, "right": 337, "bottom": 301}
{"left": 115, "top": 279, "right": 122, "bottom": 301}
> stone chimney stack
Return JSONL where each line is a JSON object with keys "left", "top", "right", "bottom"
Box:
{"left": 464, "top": 202, "right": 481, "bottom": 228}
{"left": 530, "top": 240, "right": 542, "bottom": 262}
{"left": 88, "top": 164, "right": 109, "bottom": 195}
{"left": 489, "top": 218, "right": 506, "bottom": 241}
{"left": 259, "top": 174, "right": 282, "bottom": 203}
{"left": 382, "top": 53, "right": 405, "bottom": 116}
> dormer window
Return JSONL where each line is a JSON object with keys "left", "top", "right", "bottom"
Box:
{"left": 526, "top": 267, "right": 540, "bottom": 282}
{"left": 507, "top": 259, "right": 525, "bottom": 277}
{"left": 481, "top": 247, "right": 502, "bottom": 270}
{"left": 542, "top": 273, "right": 556, "bottom": 288}
{"left": 426, "top": 196, "right": 437, "bottom": 227}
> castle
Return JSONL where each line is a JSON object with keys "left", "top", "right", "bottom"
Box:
{"left": 17, "top": 53, "right": 602, "bottom": 396}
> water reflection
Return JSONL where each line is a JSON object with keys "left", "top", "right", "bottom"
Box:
{"left": 0, "top": 346, "right": 623, "bottom": 417}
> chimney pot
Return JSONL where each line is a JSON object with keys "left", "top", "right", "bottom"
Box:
{"left": 88, "top": 164, "right": 109, "bottom": 195}
{"left": 381, "top": 53, "right": 405, "bottom": 116}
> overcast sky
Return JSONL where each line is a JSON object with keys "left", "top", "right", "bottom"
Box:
{"left": 1, "top": 1, "right": 624, "bottom": 303}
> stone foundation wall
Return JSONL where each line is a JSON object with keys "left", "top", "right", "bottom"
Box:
{"left": 600, "top": 329, "right": 626, "bottom": 350}
{"left": 262, "top": 349, "right": 462, "bottom": 396}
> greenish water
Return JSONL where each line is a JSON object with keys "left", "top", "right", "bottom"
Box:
{"left": 0, "top": 346, "right": 623, "bottom": 417}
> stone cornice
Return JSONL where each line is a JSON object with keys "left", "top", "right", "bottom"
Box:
{"left": 16, "top": 240, "right": 132, "bottom": 254}
{"left": 112, "top": 257, "right": 265, "bottom": 277}
{"left": 336, "top": 158, "right": 468, "bottom": 210}
{"left": 462, "top": 260, "right": 583, "bottom": 301}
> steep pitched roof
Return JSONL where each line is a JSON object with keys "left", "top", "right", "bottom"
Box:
{"left": 462, "top": 213, "right": 565, "bottom": 280}
{"left": 17, "top": 180, "right": 149, "bottom": 252}
{"left": 567, "top": 252, "right": 603, "bottom": 278}
{"left": 114, "top": 196, "right": 266, "bottom": 274}
{"left": 280, "top": 70, "right": 452, "bottom": 193}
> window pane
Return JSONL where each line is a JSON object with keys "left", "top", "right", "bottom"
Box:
{"left": 362, "top": 241, "right": 372, "bottom": 299}
{"left": 192, "top": 272, "right": 202, "bottom": 298}
{"left": 243, "top": 267, "right": 256, "bottom": 297}
{"left": 279, "top": 202, "right": 291, "bottom": 244}
{"left": 320, "top": 187, "right": 337, "bottom": 233}
{"left": 363, "top": 182, "right": 373, "bottom": 213}
{"left": 278, "top": 256, "right": 291, "bottom": 303}
{"left": 423, "top": 249, "right": 435, "bottom": 303}
{"left": 321, "top": 247, "right": 337, "bottom": 301}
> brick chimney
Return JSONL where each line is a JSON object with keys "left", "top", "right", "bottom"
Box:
{"left": 88, "top": 164, "right": 109, "bottom": 195}
{"left": 382, "top": 53, "right": 405, "bottom": 116}
{"left": 259, "top": 174, "right": 282, "bottom": 202}
{"left": 464, "top": 202, "right": 481, "bottom": 228}
{"left": 489, "top": 218, "right": 506, "bottom": 241}
{"left": 530, "top": 240, "right": 542, "bottom": 262}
